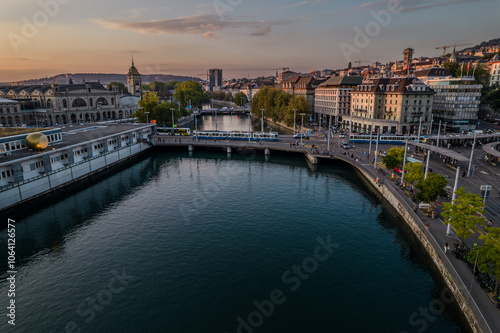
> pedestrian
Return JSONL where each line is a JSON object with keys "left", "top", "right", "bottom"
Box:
{"left": 444, "top": 242, "right": 449, "bottom": 253}
{"left": 488, "top": 219, "right": 493, "bottom": 227}
{"left": 426, "top": 222, "right": 430, "bottom": 230}
{"left": 413, "top": 206, "right": 417, "bottom": 213}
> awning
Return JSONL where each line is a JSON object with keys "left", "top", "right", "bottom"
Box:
{"left": 408, "top": 142, "right": 470, "bottom": 161}
{"left": 482, "top": 142, "right": 500, "bottom": 158}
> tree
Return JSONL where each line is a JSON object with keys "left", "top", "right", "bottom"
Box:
{"left": 443, "top": 62, "right": 490, "bottom": 86}
{"left": 107, "top": 82, "right": 128, "bottom": 94}
{"left": 415, "top": 173, "right": 447, "bottom": 211}
{"left": 471, "top": 228, "right": 500, "bottom": 295}
{"left": 442, "top": 187, "right": 485, "bottom": 245}
{"left": 134, "top": 92, "right": 160, "bottom": 122}
{"left": 173, "top": 80, "right": 210, "bottom": 108}
{"left": 382, "top": 147, "right": 405, "bottom": 170}
{"left": 285, "top": 96, "right": 309, "bottom": 127}
{"left": 234, "top": 92, "right": 248, "bottom": 106}
{"left": 404, "top": 162, "right": 424, "bottom": 187}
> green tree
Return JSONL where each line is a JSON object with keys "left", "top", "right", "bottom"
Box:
{"left": 224, "top": 92, "right": 233, "bottom": 102}
{"left": 404, "top": 162, "right": 424, "bottom": 187}
{"left": 285, "top": 96, "right": 309, "bottom": 127}
{"left": 415, "top": 173, "right": 447, "bottom": 211}
{"left": 234, "top": 92, "right": 248, "bottom": 106}
{"left": 442, "top": 187, "right": 484, "bottom": 245}
{"left": 107, "top": 81, "right": 128, "bottom": 94}
{"left": 382, "top": 147, "right": 405, "bottom": 170}
{"left": 134, "top": 92, "right": 160, "bottom": 123}
{"left": 471, "top": 228, "right": 500, "bottom": 295}
{"left": 174, "top": 80, "right": 210, "bottom": 109}
{"left": 443, "top": 62, "right": 490, "bottom": 86}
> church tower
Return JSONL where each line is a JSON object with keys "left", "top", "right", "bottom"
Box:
{"left": 127, "top": 57, "right": 142, "bottom": 97}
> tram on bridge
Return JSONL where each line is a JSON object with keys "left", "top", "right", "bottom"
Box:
{"left": 194, "top": 131, "right": 279, "bottom": 141}
{"left": 349, "top": 134, "right": 422, "bottom": 144}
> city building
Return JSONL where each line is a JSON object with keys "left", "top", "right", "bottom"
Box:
{"left": 314, "top": 76, "right": 363, "bottom": 128}
{"left": 279, "top": 76, "right": 324, "bottom": 116}
{"left": 426, "top": 77, "right": 482, "bottom": 132}
{"left": 0, "top": 82, "right": 134, "bottom": 126}
{"left": 127, "top": 58, "right": 142, "bottom": 97}
{"left": 209, "top": 69, "right": 223, "bottom": 92}
{"left": 486, "top": 54, "right": 500, "bottom": 86}
{"left": 277, "top": 70, "right": 298, "bottom": 83}
{"left": 0, "top": 123, "right": 155, "bottom": 210}
{"left": 348, "top": 77, "right": 434, "bottom": 135}
{"left": 0, "top": 98, "right": 21, "bottom": 126}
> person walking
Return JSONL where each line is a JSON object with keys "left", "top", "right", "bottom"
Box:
{"left": 426, "top": 222, "right": 430, "bottom": 230}
{"left": 444, "top": 242, "right": 449, "bottom": 253}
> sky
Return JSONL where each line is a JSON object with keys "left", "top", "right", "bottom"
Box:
{"left": 0, "top": 0, "right": 499, "bottom": 82}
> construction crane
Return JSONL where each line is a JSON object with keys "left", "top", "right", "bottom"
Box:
{"left": 274, "top": 67, "right": 290, "bottom": 77}
{"left": 197, "top": 72, "right": 210, "bottom": 91}
{"left": 353, "top": 60, "right": 370, "bottom": 67}
{"left": 435, "top": 43, "right": 471, "bottom": 56}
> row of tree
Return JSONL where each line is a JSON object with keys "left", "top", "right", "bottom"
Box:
{"left": 133, "top": 92, "right": 181, "bottom": 125}
{"left": 382, "top": 147, "right": 499, "bottom": 295}
{"left": 251, "top": 87, "right": 310, "bottom": 128}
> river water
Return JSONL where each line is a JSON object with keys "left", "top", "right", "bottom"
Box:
{"left": 0, "top": 116, "right": 470, "bottom": 333}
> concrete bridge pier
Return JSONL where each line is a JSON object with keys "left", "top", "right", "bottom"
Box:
{"left": 264, "top": 148, "right": 270, "bottom": 155}
{"left": 305, "top": 153, "right": 318, "bottom": 165}
{"left": 188, "top": 145, "right": 194, "bottom": 152}
{"left": 227, "top": 147, "right": 232, "bottom": 154}
{"left": 265, "top": 155, "right": 270, "bottom": 162}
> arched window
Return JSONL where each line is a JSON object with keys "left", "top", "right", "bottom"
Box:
{"left": 96, "top": 97, "right": 109, "bottom": 106}
{"left": 72, "top": 98, "right": 87, "bottom": 107}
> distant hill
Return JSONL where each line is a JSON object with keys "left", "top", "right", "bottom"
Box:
{"left": 2, "top": 73, "right": 201, "bottom": 86}
{"left": 459, "top": 37, "right": 500, "bottom": 54}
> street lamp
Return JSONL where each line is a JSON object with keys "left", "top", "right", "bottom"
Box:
{"left": 293, "top": 109, "right": 297, "bottom": 134}
{"left": 170, "top": 108, "right": 175, "bottom": 128}
{"left": 145, "top": 111, "right": 150, "bottom": 124}
{"left": 300, "top": 113, "right": 306, "bottom": 146}
{"left": 260, "top": 109, "right": 265, "bottom": 132}
{"left": 31, "top": 100, "right": 37, "bottom": 127}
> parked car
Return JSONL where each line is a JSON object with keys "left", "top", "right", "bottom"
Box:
{"left": 342, "top": 142, "right": 350, "bottom": 149}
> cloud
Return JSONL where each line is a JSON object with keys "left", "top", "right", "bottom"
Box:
{"left": 93, "top": 14, "right": 289, "bottom": 38}
{"left": 351, "top": 0, "right": 489, "bottom": 14}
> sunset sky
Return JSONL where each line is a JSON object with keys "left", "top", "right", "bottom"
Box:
{"left": 1, "top": 0, "right": 498, "bottom": 82}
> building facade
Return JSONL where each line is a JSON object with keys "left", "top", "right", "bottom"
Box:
{"left": 348, "top": 77, "right": 434, "bottom": 135}
{"left": 0, "top": 83, "right": 134, "bottom": 126}
{"left": 487, "top": 54, "right": 500, "bottom": 86}
{"left": 314, "top": 76, "right": 363, "bottom": 128}
{"left": 426, "top": 77, "right": 482, "bottom": 132}
{"left": 209, "top": 69, "right": 223, "bottom": 92}
{"left": 127, "top": 58, "right": 142, "bottom": 97}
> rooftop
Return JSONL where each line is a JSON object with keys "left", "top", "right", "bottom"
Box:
{"left": 0, "top": 123, "right": 153, "bottom": 165}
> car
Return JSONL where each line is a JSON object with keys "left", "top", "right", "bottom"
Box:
{"left": 342, "top": 142, "right": 350, "bottom": 149}
{"left": 338, "top": 134, "right": 345, "bottom": 138}
{"left": 294, "top": 133, "right": 309, "bottom": 139}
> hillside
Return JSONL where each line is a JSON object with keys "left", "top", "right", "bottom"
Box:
{"left": 3, "top": 73, "right": 201, "bottom": 86}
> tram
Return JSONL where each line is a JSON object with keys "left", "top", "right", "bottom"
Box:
{"left": 349, "top": 134, "right": 421, "bottom": 144}
{"left": 194, "top": 131, "right": 279, "bottom": 142}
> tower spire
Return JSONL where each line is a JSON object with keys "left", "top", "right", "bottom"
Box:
{"left": 132, "top": 55, "right": 134, "bottom": 67}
